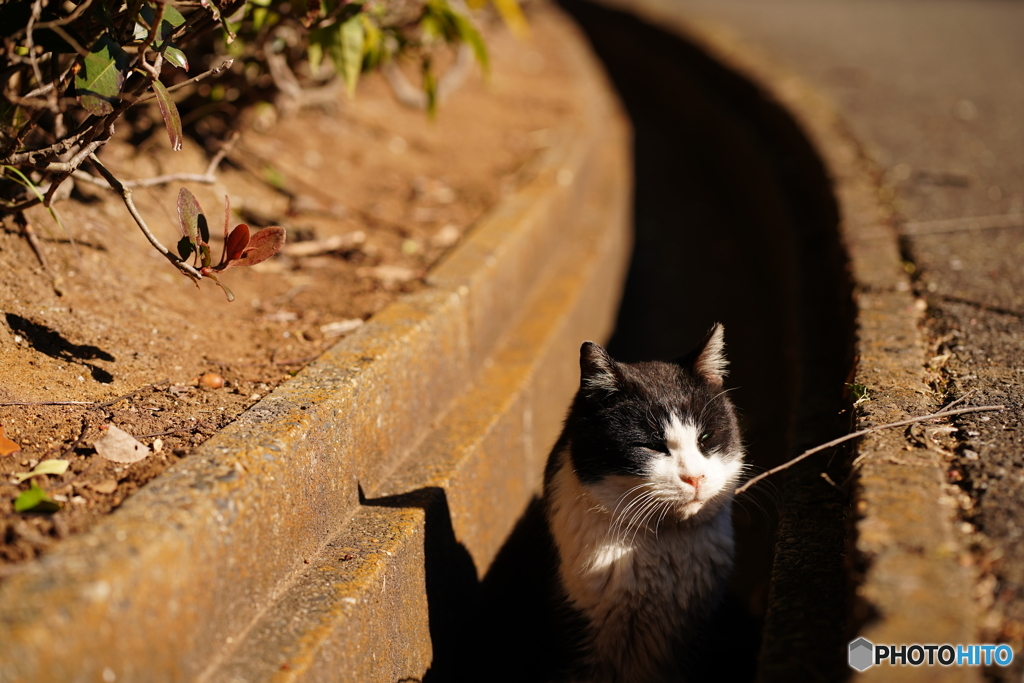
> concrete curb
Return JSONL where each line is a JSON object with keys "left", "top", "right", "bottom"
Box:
{"left": 0, "top": 11, "right": 632, "bottom": 682}
{"left": 577, "top": 1, "right": 978, "bottom": 680}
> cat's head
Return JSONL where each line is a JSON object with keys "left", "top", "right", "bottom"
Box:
{"left": 564, "top": 324, "right": 744, "bottom": 524}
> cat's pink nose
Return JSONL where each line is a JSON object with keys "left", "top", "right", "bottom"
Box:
{"left": 680, "top": 474, "right": 705, "bottom": 491}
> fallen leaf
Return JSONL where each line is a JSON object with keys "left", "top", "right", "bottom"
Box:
{"left": 14, "top": 459, "right": 70, "bottom": 483}
{"left": 95, "top": 425, "right": 151, "bottom": 463}
{"left": 0, "top": 425, "right": 21, "bottom": 456}
{"left": 14, "top": 481, "right": 60, "bottom": 512}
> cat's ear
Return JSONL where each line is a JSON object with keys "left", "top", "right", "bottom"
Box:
{"left": 678, "top": 323, "right": 728, "bottom": 385}
{"left": 580, "top": 341, "right": 618, "bottom": 393}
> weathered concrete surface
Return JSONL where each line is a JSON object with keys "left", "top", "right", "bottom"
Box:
{"left": 206, "top": 131, "right": 630, "bottom": 683}
{"left": 575, "top": 0, "right": 998, "bottom": 680}
{"left": 0, "top": 10, "right": 631, "bottom": 682}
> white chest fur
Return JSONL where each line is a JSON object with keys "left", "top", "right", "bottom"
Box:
{"left": 546, "top": 452, "right": 735, "bottom": 683}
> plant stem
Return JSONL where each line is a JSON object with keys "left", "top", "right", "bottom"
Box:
{"left": 87, "top": 154, "right": 203, "bottom": 282}
{"left": 734, "top": 402, "right": 1006, "bottom": 496}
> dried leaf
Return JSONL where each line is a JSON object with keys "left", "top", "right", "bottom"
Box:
{"left": 0, "top": 425, "right": 21, "bottom": 456}
{"left": 151, "top": 79, "right": 183, "bottom": 151}
{"left": 14, "top": 459, "right": 70, "bottom": 483}
{"left": 75, "top": 35, "right": 128, "bottom": 116}
{"left": 95, "top": 425, "right": 151, "bottom": 464}
{"left": 14, "top": 481, "right": 60, "bottom": 513}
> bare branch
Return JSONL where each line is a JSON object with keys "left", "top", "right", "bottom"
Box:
{"left": 87, "top": 153, "right": 203, "bottom": 282}
{"left": 2, "top": 131, "right": 88, "bottom": 167}
{"left": 71, "top": 131, "right": 238, "bottom": 189}
{"left": 734, "top": 402, "right": 1007, "bottom": 496}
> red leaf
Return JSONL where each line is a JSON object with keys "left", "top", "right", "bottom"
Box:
{"left": 217, "top": 226, "right": 286, "bottom": 270}
{"left": 224, "top": 223, "right": 251, "bottom": 263}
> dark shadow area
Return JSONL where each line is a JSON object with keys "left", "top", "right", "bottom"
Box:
{"left": 552, "top": 1, "right": 856, "bottom": 681}
{"left": 5, "top": 313, "right": 115, "bottom": 384}
{"left": 376, "top": 2, "right": 857, "bottom": 680}
{"left": 359, "top": 486, "right": 480, "bottom": 683}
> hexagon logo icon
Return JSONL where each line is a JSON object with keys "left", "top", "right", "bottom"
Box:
{"left": 849, "top": 637, "right": 874, "bottom": 672}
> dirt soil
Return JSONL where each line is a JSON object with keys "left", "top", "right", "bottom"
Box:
{"left": 0, "top": 6, "right": 583, "bottom": 571}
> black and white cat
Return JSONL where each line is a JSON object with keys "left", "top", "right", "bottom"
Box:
{"left": 542, "top": 324, "right": 745, "bottom": 683}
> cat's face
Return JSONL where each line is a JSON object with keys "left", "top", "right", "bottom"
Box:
{"left": 564, "top": 325, "right": 744, "bottom": 525}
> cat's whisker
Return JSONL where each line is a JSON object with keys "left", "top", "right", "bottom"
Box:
{"left": 629, "top": 497, "right": 665, "bottom": 546}
{"left": 611, "top": 492, "right": 657, "bottom": 544}
{"left": 622, "top": 494, "right": 663, "bottom": 545}
{"left": 611, "top": 492, "right": 654, "bottom": 544}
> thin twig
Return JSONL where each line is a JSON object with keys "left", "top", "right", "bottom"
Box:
{"left": 71, "top": 131, "right": 239, "bottom": 189}
{"left": 133, "top": 59, "right": 235, "bottom": 104}
{"left": 734, "top": 403, "right": 1006, "bottom": 496}
{"left": 0, "top": 380, "right": 170, "bottom": 408}
{"left": 87, "top": 153, "right": 203, "bottom": 281}
{"left": 0, "top": 128, "right": 91, "bottom": 166}
{"left": 34, "top": 0, "right": 95, "bottom": 30}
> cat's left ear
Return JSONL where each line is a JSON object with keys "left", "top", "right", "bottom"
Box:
{"left": 580, "top": 341, "right": 619, "bottom": 394}
{"left": 678, "top": 323, "right": 728, "bottom": 385}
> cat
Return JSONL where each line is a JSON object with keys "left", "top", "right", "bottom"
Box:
{"left": 541, "top": 323, "right": 745, "bottom": 683}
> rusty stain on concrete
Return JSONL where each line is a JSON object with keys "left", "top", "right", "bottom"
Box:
{"left": 0, "top": 9, "right": 631, "bottom": 682}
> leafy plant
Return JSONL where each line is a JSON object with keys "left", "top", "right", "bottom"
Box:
{"left": 1, "top": 0, "right": 519, "bottom": 293}
{"left": 14, "top": 481, "right": 60, "bottom": 513}
{"left": 175, "top": 188, "right": 285, "bottom": 300}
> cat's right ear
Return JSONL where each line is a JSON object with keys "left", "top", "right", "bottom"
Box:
{"left": 580, "top": 341, "right": 618, "bottom": 393}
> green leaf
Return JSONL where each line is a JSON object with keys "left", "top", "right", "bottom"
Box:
{"left": 361, "top": 15, "right": 383, "bottom": 69}
{"left": 151, "top": 79, "right": 183, "bottom": 151}
{"left": 14, "top": 481, "right": 60, "bottom": 513}
{"left": 490, "top": 0, "right": 529, "bottom": 39}
{"left": 846, "top": 383, "right": 870, "bottom": 405}
{"left": 75, "top": 35, "right": 128, "bottom": 116}
{"left": 451, "top": 11, "right": 488, "bottom": 73}
{"left": 14, "top": 459, "right": 70, "bottom": 484}
{"left": 199, "top": 243, "right": 212, "bottom": 269}
{"left": 423, "top": 60, "right": 437, "bottom": 118}
{"left": 339, "top": 14, "right": 365, "bottom": 97}
{"left": 307, "top": 39, "right": 325, "bottom": 74}
{"left": 164, "top": 44, "right": 188, "bottom": 70}
{"left": 139, "top": 3, "right": 187, "bottom": 48}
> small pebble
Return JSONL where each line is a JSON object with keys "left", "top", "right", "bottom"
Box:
{"left": 199, "top": 373, "right": 225, "bottom": 389}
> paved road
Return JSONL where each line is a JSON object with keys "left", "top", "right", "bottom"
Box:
{"left": 667, "top": 0, "right": 1024, "bottom": 678}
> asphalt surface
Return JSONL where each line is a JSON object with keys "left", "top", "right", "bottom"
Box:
{"left": 661, "top": 0, "right": 1024, "bottom": 678}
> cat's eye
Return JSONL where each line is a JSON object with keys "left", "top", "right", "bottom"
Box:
{"left": 700, "top": 432, "right": 712, "bottom": 442}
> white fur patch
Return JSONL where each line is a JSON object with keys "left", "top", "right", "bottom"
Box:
{"left": 650, "top": 414, "right": 743, "bottom": 518}
{"left": 546, "top": 444, "right": 739, "bottom": 683}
